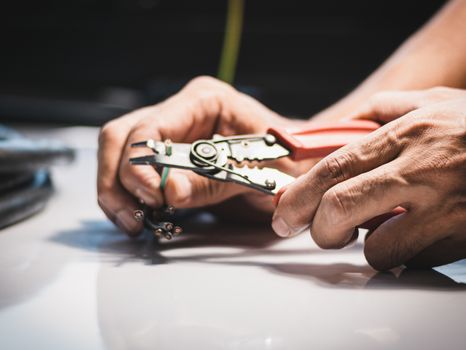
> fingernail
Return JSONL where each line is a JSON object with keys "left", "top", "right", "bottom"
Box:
{"left": 171, "top": 173, "right": 192, "bottom": 204}
{"left": 115, "top": 208, "right": 141, "bottom": 236}
{"left": 272, "top": 216, "right": 291, "bottom": 237}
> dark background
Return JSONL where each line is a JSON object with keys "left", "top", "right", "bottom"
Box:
{"left": 0, "top": 0, "right": 446, "bottom": 125}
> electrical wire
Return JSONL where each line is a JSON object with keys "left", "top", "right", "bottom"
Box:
{"left": 160, "top": 167, "right": 170, "bottom": 190}
{"left": 160, "top": 0, "right": 244, "bottom": 196}
{"left": 217, "top": 0, "right": 244, "bottom": 84}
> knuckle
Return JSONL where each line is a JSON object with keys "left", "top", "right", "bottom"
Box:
{"left": 322, "top": 186, "right": 353, "bottom": 223}
{"left": 318, "top": 152, "right": 355, "bottom": 186}
{"left": 97, "top": 179, "right": 112, "bottom": 195}
{"left": 311, "top": 188, "right": 355, "bottom": 250}
{"left": 186, "top": 75, "right": 221, "bottom": 89}
{"left": 97, "top": 172, "right": 117, "bottom": 196}
{"left": 395, "top": 118, "right": 434, "bottom": 146}
{"left": 184, "top": 76, "right": 232, "bottom": 98}
{"left": 98, "top": 120, "right": 123, "bottom": 147}
{"left": 408, "top": 119, "right": 435, "bottom": 135}
{"left": 384, "top": 124, "right": 400, "bottom": 148}
{"left": 184, "top": 76, "right": 225, "bottom": 95}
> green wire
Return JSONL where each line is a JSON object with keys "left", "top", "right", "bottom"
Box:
{"left": 160, "top": 167, "right": 170, "bottom": 191}
{"left": 217, "top": 0, "right": 244, "bottom": 84}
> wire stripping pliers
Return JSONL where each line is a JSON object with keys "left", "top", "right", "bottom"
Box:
{"left": 129, "top": 120, "right": 381, "bottom": 238}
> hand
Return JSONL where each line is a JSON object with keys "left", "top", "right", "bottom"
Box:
{"left": 272, "top": 87, "right": 466, "bottom": 270}
{"left": 97, "top": 76, "right": 305, "bottom": 236}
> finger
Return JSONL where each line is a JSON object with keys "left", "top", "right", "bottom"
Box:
{"left": 272, "top": 121, "right": 403, "bottom": 237}
{"left": 97, "top": 113, "right": 148, "bottom": 236}
{"left": 119, "top": 125, "right": 164, "bottom": 208}
{"left": 404, "top": 191, "right": 466, "bottom": 268}
{"left": 346, "top": 90, "right": 425, "bottom": 124}
{"left": 310, "top": 160, "right": 413, "bottom": 248}
{"left": 364, "top": 210, "right": 446, "bottom": 271}
{"left": 406, "top": 232, "right": 466, "bottom": 269}
{"left": 163, "top": 169, "right": 251, "bottom": 208}
{"left": 347, "top": 87, "right": 466, "bottom": 124}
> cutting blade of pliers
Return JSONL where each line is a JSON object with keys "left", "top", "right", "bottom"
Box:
{"left": 130, "top": 139, "right": 198, "bottom": 171}
{"left": 130, "top": 135, "right": 294, "bottom": 194}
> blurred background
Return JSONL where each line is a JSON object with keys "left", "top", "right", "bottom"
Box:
{"left": 0, "top": 0, "right": 446, "bottom": 126}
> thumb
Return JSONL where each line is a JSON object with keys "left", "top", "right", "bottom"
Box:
{"left": 163, "top": 169, "right": 249, "bottom": 208}
{"left": 346, "top": 90, "right": 424, "bottom": 124}
{"left": 271, "top": 174, "right": 312, "bottom": 238}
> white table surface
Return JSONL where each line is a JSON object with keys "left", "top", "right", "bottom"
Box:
{"left": 0, "top": 126, "right": 465, "bottom": 350}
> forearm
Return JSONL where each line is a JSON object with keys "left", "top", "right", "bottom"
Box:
{"left": 313, "top": 0, "right": 466, "bottom": 121}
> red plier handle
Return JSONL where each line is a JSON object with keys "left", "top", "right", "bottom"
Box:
{"left": 269, "top": 119, "right": 402, "bottom": 231}
{"left": 267, "top": 119, "right": 380, "bottom": 160}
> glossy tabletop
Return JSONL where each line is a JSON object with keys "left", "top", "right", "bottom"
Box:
{"left": 0, "top": 126, "right": 465, "bottom": 350}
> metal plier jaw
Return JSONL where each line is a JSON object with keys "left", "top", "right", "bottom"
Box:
{"left": 130, "top": 134, "right": 295, "bottom": 195}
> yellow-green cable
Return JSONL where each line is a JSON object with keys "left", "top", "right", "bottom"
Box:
{"left": 217, "top": 0, "right": 244, "bottom": 84}
{"left": 161, "top": 1, "right": 244, "bottom": 191}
